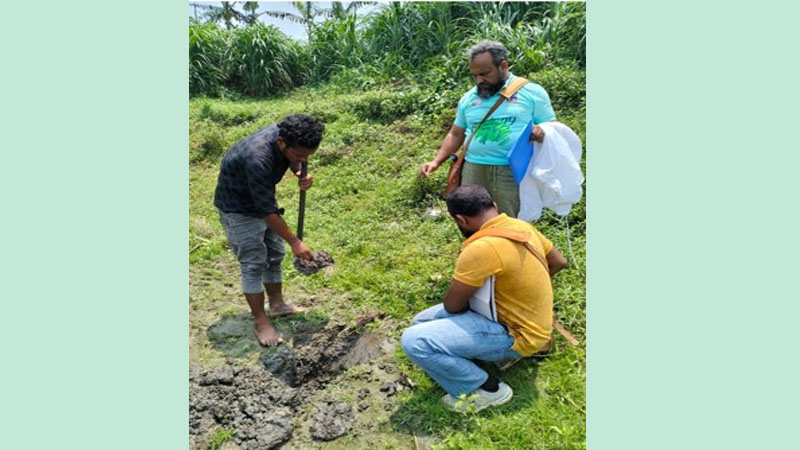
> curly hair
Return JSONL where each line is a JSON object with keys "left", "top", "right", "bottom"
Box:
{"left": 277, "top": 114, "right": 325, "bottom": 149}
{"left": 446, "top": 185, "right": 495, "bottom": 217}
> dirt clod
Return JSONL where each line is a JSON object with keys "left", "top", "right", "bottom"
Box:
{"left": 260, "top": 345, "right": 296, "bottom": 385}
{"left": 355, "top": 310, "right": 385, "bottom": 327}
{"left": 293, "top": 250, "right": 335, "bottom": 275}
{"left": 379, "top": 382, "right": 397, "bottom": 396}
{"left": 190, "top": 366, "right": 296, "bottom": 449}
{"left": 198, "top": 366, "right": 235, "bottom": 386}
{"left": 310, "top": 401, "right": 356, "bottom": 441}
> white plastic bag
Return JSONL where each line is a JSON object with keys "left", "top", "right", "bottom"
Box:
{"left": 518, "top": 122, "right": 584, "bottom": 221}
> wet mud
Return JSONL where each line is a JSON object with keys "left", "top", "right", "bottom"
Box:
{"left": 190, "top": 321, "right": 408, "bottom": 449}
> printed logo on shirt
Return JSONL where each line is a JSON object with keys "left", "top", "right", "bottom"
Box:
{"left": 471, "top": 100, "right": 481, "bottom": 107}
{"left": 474, "top": 118, "right": 515, "bottom": 147}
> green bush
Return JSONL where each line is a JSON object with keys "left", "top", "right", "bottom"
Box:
{"left": 197, "top": 101, "right": 261, "bottom": 126}
{"left": 529, "top": 66, "right": 586, "bottom": 112}
{"left": 189, "top": 119, "right": 226, "bottom": 164}
{"left": 347, "top": 90, "right": 424, "bottom": 124}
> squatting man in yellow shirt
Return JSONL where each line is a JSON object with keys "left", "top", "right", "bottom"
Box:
{"left": 402, "top": 185, "right": 567, "bottom": 412}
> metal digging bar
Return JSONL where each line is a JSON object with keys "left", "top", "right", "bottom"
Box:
{"left": 292, "top": 161, "right": 334, "bottom": 275}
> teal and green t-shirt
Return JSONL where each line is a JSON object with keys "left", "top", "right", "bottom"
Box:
{"left": 454, "top": 74, "right": 556, "bottom": 166}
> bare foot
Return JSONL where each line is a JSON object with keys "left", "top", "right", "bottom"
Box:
{"left": 253, "top": 323, "right": 283, "bottom": 347}
{"left": 268, "top": 303, "right": 306, "bottom": 318}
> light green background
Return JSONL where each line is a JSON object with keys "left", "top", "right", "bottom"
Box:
{"left": 588, "top": 1, "right": 799, "bottom": 448}
{"left": 2, "top": 1, "right": 798, "bottom": 449}
{"left": 1, "top": 1, "right": 188, "bottom": 449}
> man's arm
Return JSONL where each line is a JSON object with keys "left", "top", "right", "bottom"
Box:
{"left": 443, "top": 278, "right": 480, "bottom": 313}
{"left": 264, "top": 213, "right": 313, "bottom": 260}
{"left": 546, "top": 247, "right": 568, "bottom": 277}
{"left": 419, "top": 125, "right": 466, "bottom": 177}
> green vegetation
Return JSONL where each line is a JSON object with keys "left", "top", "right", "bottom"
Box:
{"left": 189, "top": 2, "right": 585, "bottom": 96}
{"left": 189, "top": 2, "right": 585, "bottom": 448}
{"left": 208, "top": 427, "right": 234, "bottom": 450}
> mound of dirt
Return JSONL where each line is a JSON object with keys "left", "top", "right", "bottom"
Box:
{"left": 191, "top": 323, "right": 397, "bottom": 449}
{"left": 189, "top": 366, "right": 297, "bottom": 450}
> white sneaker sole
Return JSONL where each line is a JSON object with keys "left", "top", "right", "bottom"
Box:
{"left": 445, "top": 384, "right": 514, "bottom": 413}
{"left": 474, "top": 385, "right": 513, "bottom": 411}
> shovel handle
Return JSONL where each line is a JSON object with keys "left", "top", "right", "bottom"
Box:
{"left": 297, "top": 161, "right": 307, "bottom": 241}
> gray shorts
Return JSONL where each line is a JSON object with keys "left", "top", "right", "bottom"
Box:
{"left": 218, "top": 211, "right": 285, "bottom": 293}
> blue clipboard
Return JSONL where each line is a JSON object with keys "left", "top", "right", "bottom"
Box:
{"left": 506, "top": 120, "right": 534, "bottom": 185}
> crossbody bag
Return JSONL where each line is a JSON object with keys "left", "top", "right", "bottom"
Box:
{"left": 445, "top": 77, "right": 530, "bottom": 195}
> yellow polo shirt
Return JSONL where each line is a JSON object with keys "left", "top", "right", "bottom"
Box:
{"left": 453, "top": 214, "right": 553, "bottom": 356}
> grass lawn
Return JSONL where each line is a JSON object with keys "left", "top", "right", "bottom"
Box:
{"left": 189, "top": 84, "right": 586, "bottom": 449}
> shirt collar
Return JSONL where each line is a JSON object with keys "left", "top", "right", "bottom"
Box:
{"left": 502, "top": 72, "right": 516, "bottom": 90}
{"left": 479, "top": 213, "right": 509, "bottom": 230}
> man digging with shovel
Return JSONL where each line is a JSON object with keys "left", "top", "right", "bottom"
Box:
{"left": 214, "top": 114, "right": 332, "bottom": 347}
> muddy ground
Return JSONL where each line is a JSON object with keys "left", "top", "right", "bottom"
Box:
{"left": 189, "top": 244, "right": 440, "bottom": 449}
{"left": 189, "top": 311, "right": 427, "bottom": 450}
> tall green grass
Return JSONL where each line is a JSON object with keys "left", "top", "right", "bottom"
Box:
{"left": 189, "top": 1, "right": 585, "bottom": 98}
{"left": 307, "top": 14, "right": 363, "bottom": 82}
{"left": 227, "top": 24, "right": 309, "bottom": 96}
{"left": 189, "top": 22, "right": 309, "bottom": 97}
{"left": 189, "top": 21, "right": 229, "bottom": 96}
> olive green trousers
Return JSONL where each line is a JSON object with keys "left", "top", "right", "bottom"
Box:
{"left": 461, "top": 162, "right": 519, "bottom": 218}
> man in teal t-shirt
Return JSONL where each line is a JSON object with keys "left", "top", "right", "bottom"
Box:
{"left": 419, "top": 41, "right": 556, "bottom": 217}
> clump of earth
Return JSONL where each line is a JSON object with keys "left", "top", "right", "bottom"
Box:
{"left": 190, "top": 365, "right": 296, "bottom": 449}
{"left": 309, "top": 399, "right": 356, "bottom": 441}
{"left": 190, "top": 319, "right": 409, "bottom": 450}
{"left": 292, "top": 250, "right": 335, "bottom": 275}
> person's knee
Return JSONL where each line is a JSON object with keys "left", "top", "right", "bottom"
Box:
{"left": 401, "top": 326, "right": 428, "bottom": 359}
{"left": 411, "top": 303, "right": 445, "bottom": 325}
{"left": 241, "top": 261, "right": 266, "bottom": 276}
{"left": 267, "top": 252, "right": 285, "bottom": 266}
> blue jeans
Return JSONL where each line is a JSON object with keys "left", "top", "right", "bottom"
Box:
{"left": 218, "top": 211, "right": 285, "bottom": 293}
{"left": 401, "top": 304, "right": 522, "bottom": 397}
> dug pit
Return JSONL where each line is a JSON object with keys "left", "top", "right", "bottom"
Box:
{"left": 190, "top": 318, "right": 408, "bottom": 450}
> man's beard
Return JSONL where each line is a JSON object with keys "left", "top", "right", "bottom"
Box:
{"left": 457, "top": 224, "right": 475, "bottom": 239}
{"left": 476, "top": 72, "right": 508, "bottom": 99}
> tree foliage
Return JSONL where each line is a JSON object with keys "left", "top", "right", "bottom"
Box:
{"left": 189, "top": 1, "right": 585, "bottom": 98}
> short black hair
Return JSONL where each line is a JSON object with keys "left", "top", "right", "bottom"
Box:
{"left": 277, "top": 114, "right": 324, "bottom": 149}
{"left": 446, "top": 185, "right": 495, "bottom": 217}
